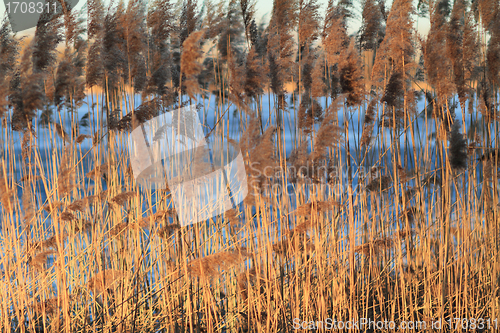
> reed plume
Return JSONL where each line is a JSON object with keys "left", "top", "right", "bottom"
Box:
{"left": 338, "top": 40, "right": 365, "bottom": 106}
{"left": 240, "top": 119, "right": 278, "bottom": 192}
{"left": 109, "top": 222, "right": 129, "bottom": 236}
{"left": 187, "top": 249, "right": 249, "bottom": 278}
{"left": 122, "top": 0, "right": 148, "bottom": 93}
{"left": 146, "top": 0, "right": 174, "bottom": 98}
{"left": 137, "top": 208, "right": 177, "bottom": 226}
{"left": 298, "top": 93, "right": 323, "bottom": 133}
{"left": 359, "top": 0, "right": 384, "bottom": 50}
{"left": 181, "top": 29, "right": 205, "bottom": 99}
{"left": 86, "top": 162, "right": 109, "bottom": 179}
{"left": 179, "top": 0, "right": 199, "bottom": 46}
{"left": 312, "top": 101, "right": 343, "bottom": 161}
{"left": 75, "top": 134, "right": 90, "bottom": 143}
{"left": 354, "top": 237, "right": 393, "bottom": 257}
{"left": 295, "top": 200, "right": 339, "bottom": 216}
{"left": 52, "top": 122, "right": 70, "bottom": 143}
{"left": 57, "top": 149, "right": 75, "bottom": 197}
{"left": 0, "top": 162, "right": 14, "bottom": 213}
{"left": 60, "top": 211, "right": 76, "bottom": 221}
{"left": 298, "top": 0, "right": 321, "bottom": 50}
{"left": 366, "top": 175, "right": 392, "bottom": 192}
{"left": 486, "top": 12, "right": 500, "bottom": 86}
{"left": 32, "top": 9, "right": 62, "bottom": 73}
{"left": 423, "top": 0, "right": 455, "bottom": 104}
{"left": 110, "top": 191, "right": 137, "bottom": 207}
{"left": 54, "top": 46, "right": 86, "bottom": 111}
{"left": 311, "top": 53, "right": 327, "bottom": 98}
{"left": 323, "top": 1, "right": 349, "bottom": 66}
{"left": 267, "top": 0, "right": 297, "bottom": 110}
{"left": 43, "top": 201, "right": 64, "bottom": 213}
{"left": 29, "top": 250, "right": 56, "bottom": 272}
{"left": 237, "top": 267, "right": 257, "bottom": 301}
{"left": 446, "top": 0, "right": 467, "bottom": 108}
{"left": 114, "top": 98, "right": 161, "bottom": 131}
{"left": 21, "top": 179, "right": 35, "bottom": 227}
{"left": 239, "top": 0, "right": 256, "bottom": 45}
{"left": 448, "top": 119, "right": 468, "bottom": 170}
{"left": 217, "top": 0, "right": 245, "bottom": 60}
{"left": 156, "top": 223, "right": 181, "bottom": 238}
{"left": 244, "top": 46, "right": 266, "bottom": 99}
{"left": 0, "top": 19, "right": 18, "bottom": 120}
{"left": 10, "top": 44, "right": 45, "bottom": 131}
{"left": 360, "top": 100, "right": 377, "bottom": 147}
{"left": 371, "top": 0, "right": 415, "bottom": 85}
{"left": 87, "top": 269, "right": 127, "bottom": 293}
{"left": 272, "top": 234, "right": 313, "bottom": 257}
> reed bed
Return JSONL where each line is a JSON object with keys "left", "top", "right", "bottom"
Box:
{"left": 1, "top": 0, "right": 500, "bottom": 331}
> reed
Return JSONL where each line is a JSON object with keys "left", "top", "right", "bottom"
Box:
{"left": 1, "top": 0, "right": 500, "bottom": 331}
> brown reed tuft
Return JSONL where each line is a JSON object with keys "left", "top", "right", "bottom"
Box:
{"left": 32, "top": 10, "right": 63, "bottom": 73}
{"left": 360, "top": 100, "right": 377, "bottom": 147}
{"left": 87, "top": 269, "right": 127, "bottom": 294}
{"left": 423, "top": 1, "right": 455, "bottom": 104}
{"left": 0, "top": 163, "right": 14, "bottom": 213}
{"left": 267, "top": 0, "right": 296, "bottom": 112}
{"left": 67, "top": 199, "right": 86, "bottom": 212}
{"left": 114, "top": 98, "right": 161, "bottom": 131}
{"left": 240, "top": 119, "right": 279, "bottom": 193}
{"left": 298, "top": 93, "right": 323, "bottom": 133}
{"left": 312, "top": 101, "right": 343, "bottom": 161}
{"left": 66, "top": 195, "right": 99, "bottom": 212}
{"left": 272, "top": 233, "right": 313, "bottom": 257}
{"left": 110, "top": 191, "right": 137, "bottom": 207}
{"left": 33, "top": 232, "right": 68, "bottom": 251}
{"left": 85, "top": 162, "right": 109, "bottom": 179}
{"left": 396, "top": 228, "right": 415, "bottom": 240}
{"left": 354, "top": 237, "right": 393, "bottom": 257}
{"left": 73, "top": 219, "right": 93, "bottom": 233}
{"left": 137, "top": 208, "right": 177, "bottom": 227}
{"left": 381, "top": 71, "right": 403, "bottom": 109}
{"left": 224, "top": 208, "right": 240, "bottom": 224}
{"left": 397, "top": 164, "right": 414, "bottom": 184}
{"left": 448, "top": 119, "right": 468, "bottom": 170}
{"left": 290, "top": 218, "right": 316, "bottom": 234}
{"left": 30, "top": 296, "right": 63, "bottom": 316}
{"left": 187, "top": 249, "right": 249, "bottom": 278}
{"left": 75, "top": 134, "right": 90, "bottom": 143}
{"left": 60, "top": 211, "right": 76, "bottom": 222}
{"left": 109, "top": 222, "right": 129, "bottom": 236}
{"left": 21, "top": 183, "right": 35, "bottom": 227}
{"left": 244, "top": 46, "right": 266, "bottom": 99}
{"left": 181, "top": 29, "right": 205, "bottom": 99}
{"left": 57, "top": 148, "right": 75, "bottom": 197}
{"left": 338, "top": 40, "right": 365, "bottom": 106}
{"left": 371, "top": 0, "right": 415, "bottom": 85}
{"left": 360, "top": 0, "right": 384, "bottom": 50}
{"left": 311, "top": 53, "right": 327, "bottom": 98}
{"left": 30, "top": 250, "right": 56, "bottom": 272}
{"left": 156, "top": 223, "right": 181, "bottom": 238}
{"left": 422, "top": 172, "right": 442, "bottom": 187}
{"left": 0, "top": 19, "right": 18, "bottom": 120}
{"left": 323, "top": 2, "right": 349, "bottom": 67}
{"left": 10, "top": 44, "right": 45, "bottom": 131}
{"left": 446, "top": 0, "right": 467, "bottom": 108}
{"left": 366, "top": 175, "right": 392, "bottom": 192}
{"left": 295, "top": 200, "right": 340, "bottom": 216}
{"left": 237, "top": 267, "right": 257, "bottom": 301}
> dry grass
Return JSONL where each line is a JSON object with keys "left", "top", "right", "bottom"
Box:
{"left": 1, "top": 0, "right": 500, "bottom": 331}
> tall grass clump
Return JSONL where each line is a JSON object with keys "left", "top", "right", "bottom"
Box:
{"left": 1, "top": 0, "right": 500, "bottom": 331}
